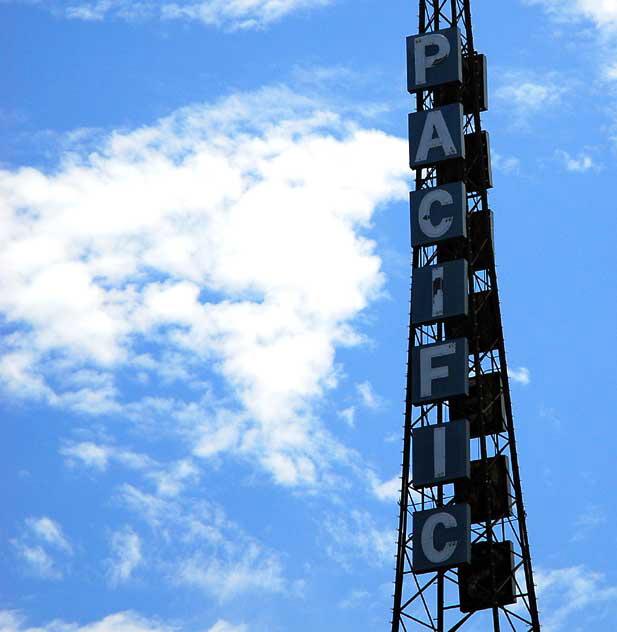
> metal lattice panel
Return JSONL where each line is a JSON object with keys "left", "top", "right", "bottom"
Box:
{"left": 390, "top": 2, "right": 541, "bottom": 631}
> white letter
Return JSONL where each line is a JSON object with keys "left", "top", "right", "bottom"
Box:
{"left": 415, "top": 110, "right": 457, "bottom": 163}
{"left": 421, "top": 512, "right": 458, "bottom": 564}
{"left": 434, "top": 426, "right": 446, "bottom": 479}
{"left": 420, "top": 342, "right": 456, "bottom": 398}
{"left": 432, "top": 266, "right": 444, "bottom": 318}
{"left": 418, "top": 189, "right": 454, "bottom": 239}
{"left": 414, "top": 33, "right": 451, "bottom": 86}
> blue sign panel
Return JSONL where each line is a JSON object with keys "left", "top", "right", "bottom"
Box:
{"left": 412, "top": 419, "right": 470, "bottom": 488}
{"left": 411, "top": 338, "right": 469, "bottom": 405}
{"left": 410, "top": 182, "right": 467, "bottom": 247}
{"left": 409, "top": 104, "right": 465, "bottom": 169}
{"left": 413, "top": 504, "right": 471, "bottom": 573}
{"left": 412, "top": 259, "right": 468, "bottom": 325}
{"left": 407, "top": 27, "right": 463, "bottom": 93}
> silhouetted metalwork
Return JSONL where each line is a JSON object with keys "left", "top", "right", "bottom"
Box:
{"left": 391, "top": 1, "right": 541, "bottom": 630}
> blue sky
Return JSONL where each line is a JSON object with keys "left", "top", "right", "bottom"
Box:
{"left": 0, "top": 1, "right": 616, "bottom": 631}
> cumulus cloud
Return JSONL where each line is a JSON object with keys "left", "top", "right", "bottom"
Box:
{"left": 0, "top": 86, "right": 409, "bottom": 487}
{"left": 0, "top": 610, "right": 244, "bottom": 632}
{"left": 9, "top": 0, "right": 334, "bottom": 30}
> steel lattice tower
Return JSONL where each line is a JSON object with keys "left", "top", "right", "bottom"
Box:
{"left": 391, "top": 1, "right": 541, "bottom": 631}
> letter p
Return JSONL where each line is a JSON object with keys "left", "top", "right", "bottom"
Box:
{"left": 414, "top": 33, "right": 451, "bottom": 85}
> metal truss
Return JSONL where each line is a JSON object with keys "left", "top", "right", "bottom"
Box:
{"left": 390, "top": 1, "right": 541, "bottom": 631}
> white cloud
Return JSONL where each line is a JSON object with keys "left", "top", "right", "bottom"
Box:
{"left": 337, "top": 406, "right": 356, "bottom": 428}
{"left": 494, "top": 71, "right": 568, "bottom": 125}
{"left": 61, "top": 440, "right": 200, "bottom": 496}
{"left": 0, "top": 610, "right": 240, "bottom": 632}
{"left": 323, "top": 509, "right": 394, "bottom": 568}
{"left": 492, "top": 152, "right": 521, "bottom": 175}
{"left": 11, "top": 544, "right": 60, "bottom": 580}
{"left": 208, "top": 623, "right": 247, "bottom": 632}
{"left": 0, "top": 85, "right": 409, "bottom": 487}
{"left": 107, "top": 527, "right": 143, "bottom": 585}
{"left": 526, "top": 0, "right": 617, "bottom": 31}
{"left": 556, "top": 150, "right": 599, "bottom": 172}
{"left": 369, "top": 473, "right": 399, "bottom": 502}
{"left": 115, "top": 482, "right": 289, "bottom": 600}
{"left": 508, "top": 366, "right": 531, "bottom": 386}
{"left": 12, "top": 517, "right": 72, "bottom": 579}
{"left": 536, "top": 565, "right": 617, "bottom": 631}
{"left": 25, "top": 517, "right": 72, "bottom": 553}
{"left": 176, "top": 542, "right": 285, "bottom": 601}
{"left": 356, "top": 381, "right": 382, "bottom": 410}
{"left": 338, "top": 589, "right": 371, "bottom": 609}
{"left": 11, "top": 0, "right": 334, "bottom": 30}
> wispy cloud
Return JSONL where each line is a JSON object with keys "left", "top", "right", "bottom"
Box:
{"left": 61, "top": 440, "right": 199, "bottom": 497}
{"left": 12, "top": 517, "right": 72, "bottom": 579}
{"left": 107, "top": 527, "right": 143, "bottom": 586}
{"left": 525, "top": 0, "right": 617, "bottom": 31}
{"left": 115, "top": 482, "right": 290, "bottom": 601}
{"left": 0, "top": 610, "right": 244, "bottom": 632}
{"left": 25, "top": 517, "right": 72, "bottom": 553}
{"left": 368, "top": 473, "right": 399, "bottom": 503}
{"left": 0, "top": 85, "right": 409, "bottom": 487}
{"left": 556, "top": 150, "right": 600, "bottom": 172}
{"left": 494, "top": 70, "right": 569, "bottom": 126}
{"left": 176, "top": 542, "right": 286, "bottom": 602}
{"left": 11, "top": 544, "right": 60, "bottom": 580}
{"left": 338, "top": 406, "right": 356, "bottom": 428}
{"left": 323, "top": 509, "right": 394, "bottom": 568}
{"left": 8, "top": 0, "right": 334, "bottom": 30}
{"left": 492, "top": 152, "right": 521, "bottom": 175}
{"left": 508, "top": 366, "right": 531, "bottom": 386}
{"left": 356, "top": 381, "right": 383, "bottom": 410}
{"left": 536, "top": 565, "right": 617, "bottom": 632}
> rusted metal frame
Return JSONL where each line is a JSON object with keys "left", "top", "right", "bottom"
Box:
{"left": 502, "top": 607, "right": 518, "bottom": 632}
{"left": 392, "top": 5, "right": 431, "bottom": 626}
{"left": 447, "top": 612, "right": 474, "bottom": 632}
{"left": 482, "top": 176, "right": 541, "bottom": 632}
{"left": 401, "top": 611, "right": 439, "bottom": 631}
{"left": 500, "top": 606, "right": 535, "bottom": 627}
{"left": 402, "top": 572, "right": 441, "bottom": 623}
{"left": 460, "top": 8, "right": 500, "bottom": 625}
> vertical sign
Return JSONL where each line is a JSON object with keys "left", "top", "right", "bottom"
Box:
{"left": 412, "top": 259, "right": 468, "bottom": 325}
{"left": 412, "top": 419, "right": 470, "bottom": 487}
{"left": 407, "top": 28, "right": 463, "bottom": 92}
{"left": 413, "top": 504, "right": 471, "bottom": 573}
{"left": 410, "top": 182, "right": 467, "bottom": 247}
{"left": 411, "top": 338, "right": 469, "bottom": 404}
{"left": 409, "top": 104, "right": 465, "bottom": 168}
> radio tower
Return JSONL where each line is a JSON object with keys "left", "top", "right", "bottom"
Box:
{"left": 391, "top": 1, "right": 541, "bottom": 631}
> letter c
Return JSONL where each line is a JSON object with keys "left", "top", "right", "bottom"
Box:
{"left": 419, "top": 188, "right": 454, "bottom": 239}
{"left": 421, "top": 511, "right": 458, "bottom": 564}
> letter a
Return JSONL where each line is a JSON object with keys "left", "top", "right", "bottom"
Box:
{"left": 416, "top": 110, "right": 457, "bottom": 163}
